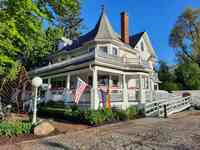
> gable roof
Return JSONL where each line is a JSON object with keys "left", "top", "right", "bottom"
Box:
{"left": 142, "top": 32, "right": 157, "bottom": 57}
{"left": 129, "top": 32, "right": 145, "bottom": 48}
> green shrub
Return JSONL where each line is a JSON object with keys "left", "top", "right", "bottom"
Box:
{"left": 42, "top": 101, "right": 65, "bottom": 108}
{"left": 64, "top": 107, "right": 85, "bottom": 122}
{"left": 38, "top": 106, "right": 66, "bottom": 119}
{"left": 160, "top": 82, "right": 181, "bottom": 92}
{"left": 70, "top": 105, "right": 79, "bottom": 111}
{"left": 103, "top": 109, "right": 115, "bottom": 122}
{"left": 126, "top": 106, "right": 138, "bottom": 120}
{"left": 137, "top": 107, "right": 145, "bottom": 117}
{"left": 19, "top": 121, "right": 32, "bottom": 134}
{"left": 84, "top": 110, "right": 105, "bottom": 125}
{"left": 0, "top": 121, "right": 32, "bottom": 137}
{"left": 113, "top": 109, "right": 128, "bottom": 121}
{"left": 39, "top": 105, "right": 140, "bottom": 126}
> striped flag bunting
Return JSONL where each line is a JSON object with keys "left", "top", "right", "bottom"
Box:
{"left": 74, "top": 77, "right": 88, "bottom": 104}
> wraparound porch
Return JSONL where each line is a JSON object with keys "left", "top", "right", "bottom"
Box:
{"left": 41, "top": 66, "right": 156, "bottom": 110}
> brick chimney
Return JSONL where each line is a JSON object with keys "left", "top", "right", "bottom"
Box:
{"left": 121, "top": 12, "right": 129, "bottom": 44}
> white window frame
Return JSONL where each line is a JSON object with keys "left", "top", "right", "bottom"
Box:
{"left": 112, "top": 46, "right": 118, "bottom": 56}
{"left": 97, "top": 44, "right": 111, "bottom": 56}
{"left": 99, "top": 46, "right": 108, "bottom": 55}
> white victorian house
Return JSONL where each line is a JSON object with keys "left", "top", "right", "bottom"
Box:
{"left": 29, "top": 9, "right": 160, "bottom": 110}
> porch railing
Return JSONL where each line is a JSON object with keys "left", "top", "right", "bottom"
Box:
{"left": 47, "top": 89, "right": 90, "bottom": 103}
{"left": 96, "top": 51, "right": 150, "bottom": 69}
{"left": 145, "top": 95, "right": 191, "bottom": 117}
{"left": 98, "top": 88, "right": 123, "bottom": 102}
{"left": 110, "top": 89, "right": 123, "bottom": 102}
{"left": 128, "top": 89, "right": 139, "bottom": 101}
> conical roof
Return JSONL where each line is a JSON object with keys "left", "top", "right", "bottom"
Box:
{"left": 94, "top": 8, "right": 120, "bottom": 40}
{"left": 62, "top": 8, "right": 120, "bottom": 51}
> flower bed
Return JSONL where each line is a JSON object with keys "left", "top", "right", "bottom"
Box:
{"left": 38, "top": 105, "right": 140, "bottom": 126}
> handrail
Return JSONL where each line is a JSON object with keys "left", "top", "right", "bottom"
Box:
{"left": 145, "top": 96, "right": 191, "bottom": 117}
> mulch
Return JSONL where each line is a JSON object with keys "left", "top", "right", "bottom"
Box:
{"left": 0, "top": 116, "right": 89, "bottom": 146}
{"left": 0, "top": 130, "right": 60, "bottom": 146}
{"left": 0, "top": 134, "right": 39, "bottom": 145}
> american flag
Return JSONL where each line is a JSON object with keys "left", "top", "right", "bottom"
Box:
{"left": 74, "top": 77, "right": 88, "bottom": 104}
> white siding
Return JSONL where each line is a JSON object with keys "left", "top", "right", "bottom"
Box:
{"left": 136, "top": 38, "right": 151, "bottom": 61}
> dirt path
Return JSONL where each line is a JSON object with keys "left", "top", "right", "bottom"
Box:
{"left": 1, "top": 111, "right": 200, "bottom": 150}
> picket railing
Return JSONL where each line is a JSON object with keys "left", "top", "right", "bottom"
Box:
{"left": 145, "top": 95, "right": 191, "bottom": 117}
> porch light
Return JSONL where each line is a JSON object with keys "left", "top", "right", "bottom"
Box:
{"left": 32, "top": 77, "right": 43, "bottom": 124}
{"left": 32, "top": 77, "right": 43, "bottom": 88}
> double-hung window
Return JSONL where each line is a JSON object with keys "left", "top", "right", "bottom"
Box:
{"left": 112, "top": 47, "right": 118, "bottom": 56}
{"left": 99, "top": 46, "right": 108, "bottom": 56}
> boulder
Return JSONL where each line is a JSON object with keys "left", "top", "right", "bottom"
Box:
{"left": 34, "top": 121, "right": 55, "bottom": 136}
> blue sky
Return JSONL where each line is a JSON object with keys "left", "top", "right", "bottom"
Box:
{"left": 81, "top": 0, "right": 200, "bottom": 65}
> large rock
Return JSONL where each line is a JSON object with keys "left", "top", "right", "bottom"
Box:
{"left": 34, "top": 121, "right": 55, "bottom": 136}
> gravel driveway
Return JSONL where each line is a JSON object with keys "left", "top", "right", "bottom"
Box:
{"left": 1, "top": 111, "right": 200, "bottom": 150}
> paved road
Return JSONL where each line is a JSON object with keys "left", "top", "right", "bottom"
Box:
{"left": 1, "top": 111, "right": 200, "bottom": 150}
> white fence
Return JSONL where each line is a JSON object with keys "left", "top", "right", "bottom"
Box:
{"left": 172, "top": 90, "right": 200, "bottom": 107}
{"left": 145, "top": 95, "right": 191, "bottom": 117}
{"left": 144, "top": 90, "right": 181, "bottom": 102}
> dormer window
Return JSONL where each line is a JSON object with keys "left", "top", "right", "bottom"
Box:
{"left": 141, "top": 41, "right": 144, "bottom": 51}
{"left": 99, "top": 46, "right": 108, "bottom": 55}
{"left": 112, "top": 47, "right": 118, "bottom": 56}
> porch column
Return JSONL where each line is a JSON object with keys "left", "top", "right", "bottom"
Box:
{"left": 46, "top": 78, "right": 51, "bottom": 102}
{"left": 139, "top": 74, "right": 145, "bottom": 104}
{"left": 66, "top": 73, "right": 71, "bottom": 89}
{"left": 109, "top": 75, "right": 112, "bottom": 88}
{"left": 151, "top": 78, "right": 154, "bottom": 90}
{"left": 148, "top": 76, "right": 153, "bottom": 101}
{"left": 91, "top": 66, "right": 98, "bottom": 110}
{"left": 122, "top": 74, "right": 128, "bottom": 110}
{"left": 148, "top": 77, "right": 151, "bottom": 90}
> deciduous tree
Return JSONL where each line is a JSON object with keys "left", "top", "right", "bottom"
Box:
{"left": 169, "top": 7, "right": 200, "bottom": 64}
{"left": 158, "top": 61, "right": 181, "bottom": 91}
{"left": 0, "top": 0, "right": 82, "bottom": 79}
{"left": 175, "top": 63, "right": 200, "bottom": 90}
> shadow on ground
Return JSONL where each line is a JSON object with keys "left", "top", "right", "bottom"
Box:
{"left": 42, "top": 141, "right": 70, "bottom": 150}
